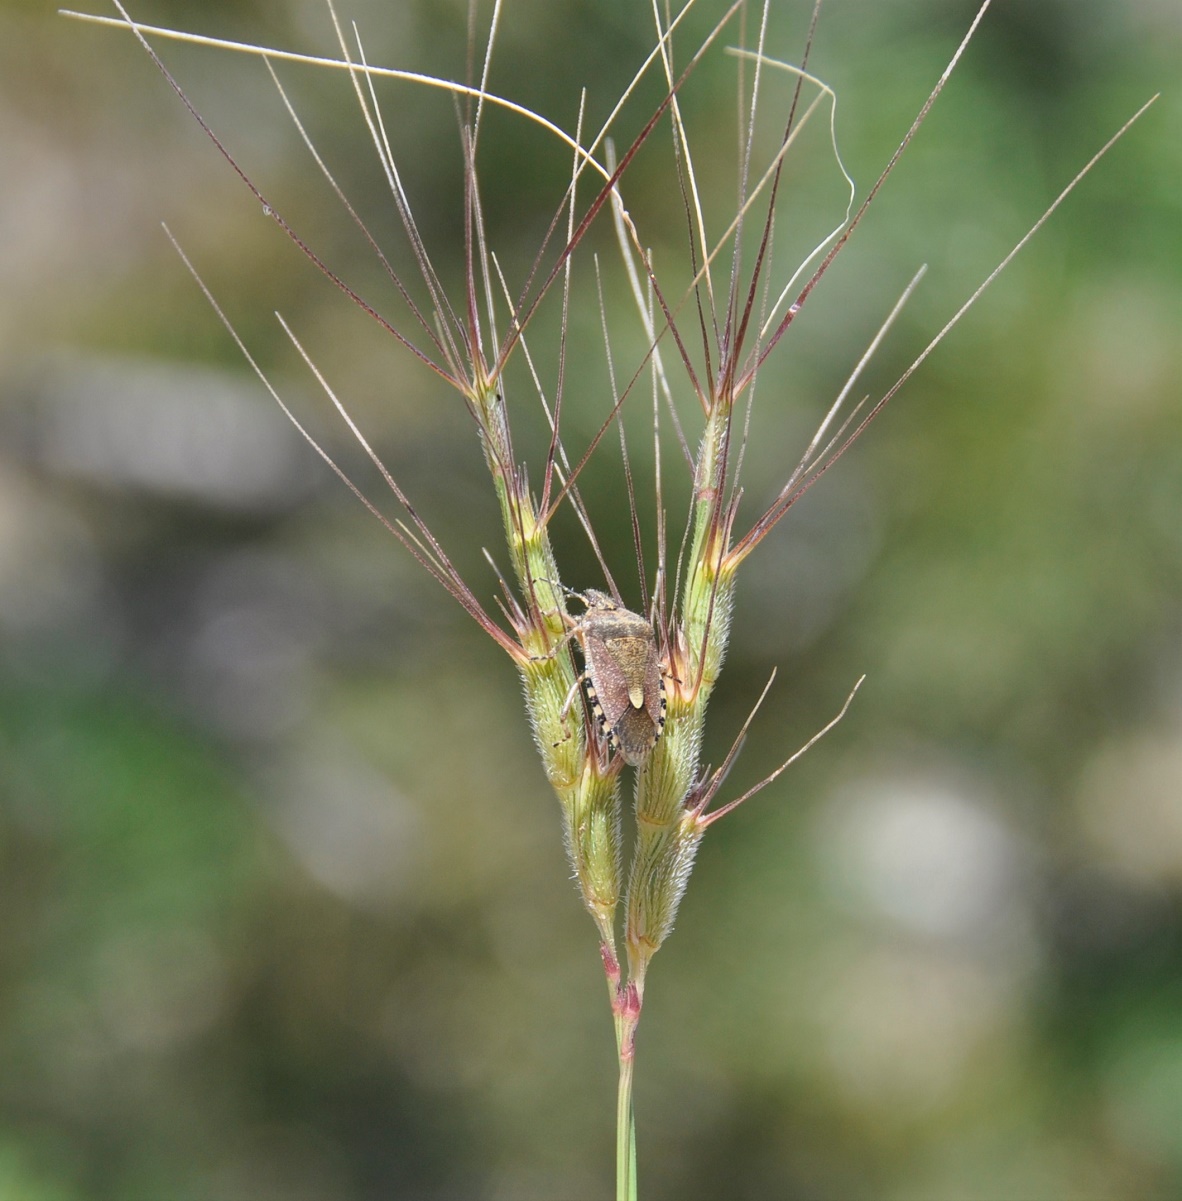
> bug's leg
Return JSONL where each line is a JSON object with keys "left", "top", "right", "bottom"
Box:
{"left": 550, "top": 672, "right": 588, "bottom": 749}
{"left": 525, "top": 582, "right": 589, "bottom": 662}
{"left": 559, "top": 672, "right": 586, "bottom": 721}
{"left": 528, "top": 621, "right": 581, "bottom": 663}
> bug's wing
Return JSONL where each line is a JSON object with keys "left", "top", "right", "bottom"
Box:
{"left": 582, "top": 637, "right": 631, "bottom": 729}
{"left": 599, "top": 636, "right": 666, "bottom": 766}
{"left": 613, "top": 705, "right": 661, "bottom": 766}
{"left": 611, "top": 655, "right": 665, "bottom": 765}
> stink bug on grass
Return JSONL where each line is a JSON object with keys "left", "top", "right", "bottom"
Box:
{"left": 564, "top": 589, "right": 666, "bottom": 767}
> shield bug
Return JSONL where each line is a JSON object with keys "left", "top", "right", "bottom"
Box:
{"left": 566, "top": 589, "right": 666, "bottom": 767}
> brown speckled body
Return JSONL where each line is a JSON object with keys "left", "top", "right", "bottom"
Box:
{"left": 574, "top": 590, "right": 666, "bottom": 767}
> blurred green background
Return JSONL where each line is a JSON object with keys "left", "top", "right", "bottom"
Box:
{"left": 2, "top": 1, "right": 1180, "bottom": 1197}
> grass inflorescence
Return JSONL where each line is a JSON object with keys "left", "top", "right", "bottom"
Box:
{"left": 65, "top": 1, "right": 1156, "bottom": 1195}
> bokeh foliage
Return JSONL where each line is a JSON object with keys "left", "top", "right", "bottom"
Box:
{"left": 2, "top": 1, "right": 1180, "bottom": 1197}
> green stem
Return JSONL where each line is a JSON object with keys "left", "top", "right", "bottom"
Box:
{"left": 616, "top": 1039, "right": 637, "bottom": 1201}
